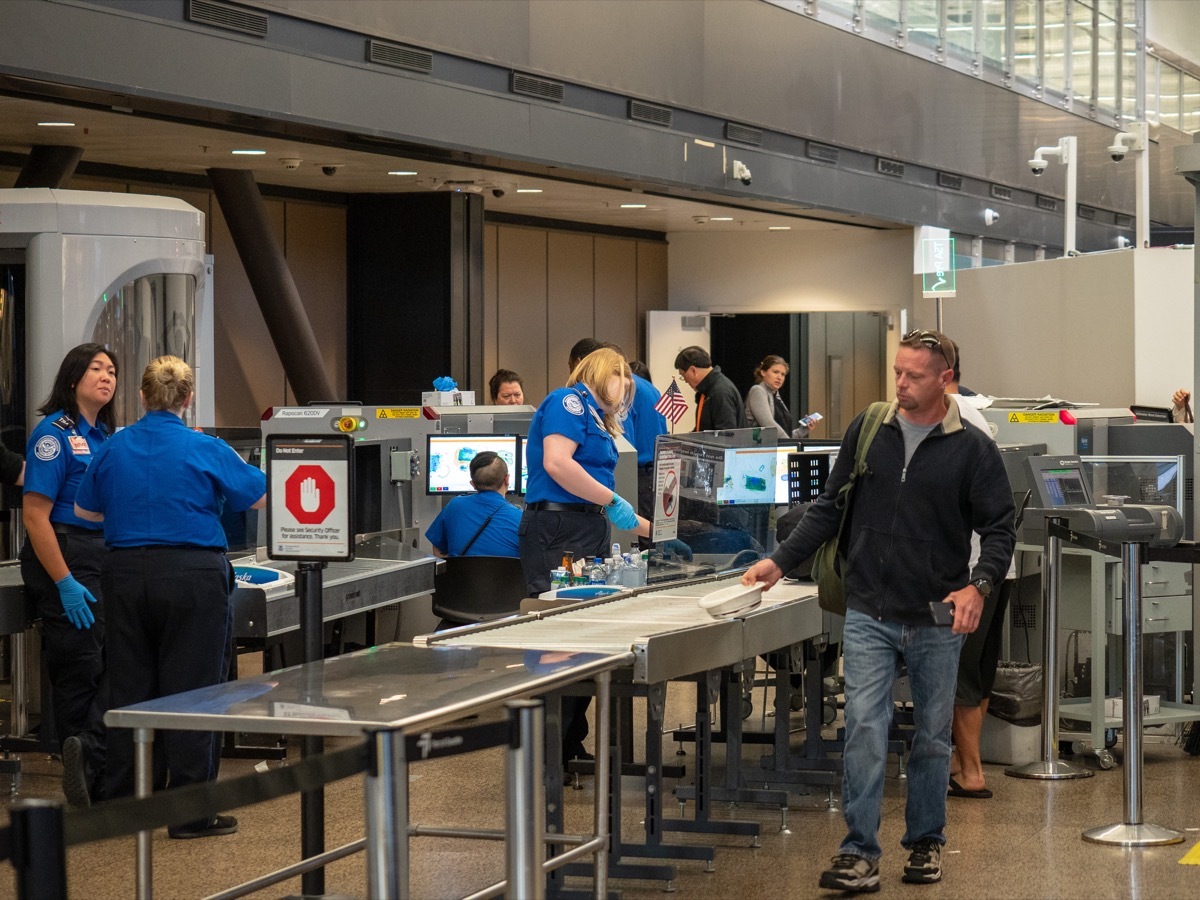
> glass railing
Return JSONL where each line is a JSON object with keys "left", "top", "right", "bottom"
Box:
{"left": 765, "top": 0, "right": 1198, "bottom": 135}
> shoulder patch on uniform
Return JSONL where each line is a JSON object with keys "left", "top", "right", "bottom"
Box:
{"left": 50, "top": 415, "right": 74, "bottom": 431}
{"left": 34, "top": 435, "right": 61, "bottom": 461}
{"left": 562, "top": 394, "right": 585, "bottom": 416}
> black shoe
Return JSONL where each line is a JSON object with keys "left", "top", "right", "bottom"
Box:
{"left": 169, "top": 815, "right": 239, "bottom": 839}
{"left": 818, "top": 853, "right": 880, "bottom": 893}
{"left": 61, "top": 736, "right": 91, "bottom": 808}
{"left": 902, "top": 837, "right": 943, "bottom": 884}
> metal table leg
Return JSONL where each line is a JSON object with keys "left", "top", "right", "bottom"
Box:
{"left": 1083, "top": 541, "right": 1183, "bottom": 846}
{"left": 135, "top": 727, "right": 154, "bottom": 900}
{"left": 365, "top": 728, "right": 409, "bottom": 898}
{"left": 1008, "top": 521, "right": 1093, "bottom": 780}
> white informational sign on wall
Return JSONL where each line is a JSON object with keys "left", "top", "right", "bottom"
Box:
{"left": 267, "top": 435, "right": 354, "bottom": 562}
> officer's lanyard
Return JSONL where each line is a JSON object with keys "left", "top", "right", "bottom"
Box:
{"left": 58, "top": 415, "right": 104, "bottom": 457}
{"left": 573, "top": 386, "right": 614, "bottom": 445}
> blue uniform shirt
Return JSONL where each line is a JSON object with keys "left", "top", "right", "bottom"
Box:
{"left": 23, "top": 410, "right": 107, "bottom": 531}
{"left": 525, "top": 385, "right": 617, "bottom": 504}
{"left": 76, "top": 410, "right": 266, "bottom": 549}
{"left": 424, "top": 490, "right": 521, "bottom": 557}
{"left": 626, "top": 374, "right": 667, "bottom": 466}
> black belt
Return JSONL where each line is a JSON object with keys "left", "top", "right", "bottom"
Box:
{"left": 637, "top": 463, "right": 655, "bottom": 472}
{"left": 109, "top": 545, "right": 225, "bottom": 554}
{"left": 51, "top": 522, "right": 103, "bottom": 538}
{"left": 526, "top": 500, "right": 605, "bottom": 515}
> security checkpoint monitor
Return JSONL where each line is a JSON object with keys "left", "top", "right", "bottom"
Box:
{"left": 1021, "top": 455, "right": 1184, "bottom": 548}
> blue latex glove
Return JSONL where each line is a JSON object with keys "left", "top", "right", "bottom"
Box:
{"left": 432, "top": 376, "right": 458, "bottom": 391}
{"left": 56, "top": 574, "right": 97, "bottom": 630}
{"left": 605, "top": 494, "right": 638, "bottom": 531}
{"left": 659, "top": 538, "right": 693, "bottom": 561}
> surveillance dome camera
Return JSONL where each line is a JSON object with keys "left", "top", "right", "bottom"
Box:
{"left": 491, "top": 188, "right": 505, "bottom": 198}
{"left": 1029, "top": 159, "right": 1047, "bottom": 176}
{"left": 693, "top": 215, "right": 709, "bottom": 224}
{"left": 1107, "top": 145, "right": 1126, "bottom": 162}
{"left": 321, "top": 165, "right": 338, "bottom": 176}
{"left": 280, "top": 157, "right": 302, "bottom": 170}
{"left": 732, "top": 160, "right": 752, "bottom": 186}
{"left": 984, "top": 209, "right": 1000, "bottom": 227}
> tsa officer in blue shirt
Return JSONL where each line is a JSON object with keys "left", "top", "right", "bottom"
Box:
{"left": 20, "top": 342, "right": 117, "bottom": 808}
{"left": 76, "top": 355, "right": 266, "bottom": 838}
{"left": 626, "top": 364, "right": 668, "bottom": 520}
{"left": 425, "top": 451, "right": 521, "bottom": 558}
{"left": 521, "top": 348, "right": 651, "bottom": 766}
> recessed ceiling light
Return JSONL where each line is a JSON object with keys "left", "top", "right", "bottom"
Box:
{"left": 516, "top": 188, "right": 542, "bottom": 193}
{"left": 37, "top": 121, "right": 75, "bottom": 127}
{"left": 620, "top": 203, "right": 647, "bottom": 209}
{"left": 768, "top": 225, "right": 792, "bottom": 231}
{"left": 710, "top": 216, "right": 734, "bottom": 221}
{"left": 388, "top": 170, "right": 418, "bottom": 176}
{"left": 231, "top": 149, "right": 266, "bottom": 155}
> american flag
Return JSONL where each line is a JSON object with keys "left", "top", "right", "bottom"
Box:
{"left": 654, "top": 379, "right": 690, "bottom": 426}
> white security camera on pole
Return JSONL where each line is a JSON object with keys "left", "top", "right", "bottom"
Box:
{"left": 1107, "top": 122, "right": 1150, "bottom": 249}
{"left": 1029, "top": 136, "right": 1078, "bottom": 256}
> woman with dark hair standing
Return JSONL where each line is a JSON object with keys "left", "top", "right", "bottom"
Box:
{"left": 76, "top": 355, "right": 265, "bottom": 838}
{"left": 21, "top": 342, "right": 118, "bottom": 807}
{"left": 743, "top": 354, "right": 812, "bottom": 439}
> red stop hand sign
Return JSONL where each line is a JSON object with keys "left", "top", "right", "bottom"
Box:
{"left": 284, "top": 465, "right": 337, "bottom": 524}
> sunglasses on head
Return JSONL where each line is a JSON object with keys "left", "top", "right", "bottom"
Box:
{"left": 901, "top": 329, "right": 952, "bottom": 367}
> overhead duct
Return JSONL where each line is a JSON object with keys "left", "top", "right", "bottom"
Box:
{"left": 14, "top": 145, "right": 83, "bottom": 188}
{"left": 206, "top": 168, "right": 336, "bottom": 405}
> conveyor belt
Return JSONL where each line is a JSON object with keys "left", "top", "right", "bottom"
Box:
{"left": 229, "top": 553, "right": 437, "bottom": 639}
{"left": 423, "top": 574, "right": 821, "bottom": 683}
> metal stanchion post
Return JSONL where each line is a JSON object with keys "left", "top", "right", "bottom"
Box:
{"left": 594, "top": 670, "right": 612, "bottom": 900}
{"left": 135, "top": 726, "right": 155, "bottom": 899}
{"left": 1083, "top": 541, "right": 1183, "bottom": 845}
{"left": 1008, "top": 518, "right": 1093, "bottom": 780}
{"left": 365, "top": 728, "right": 408, "bottom": 899}
{"left": 10, "top": 799, "right": 67, "bottom": 900}
{"left": 297, "top": 560, "right": 327, "bottom": 896}
{"left": 506, "top": 700, "right": 546, "bottom": 900}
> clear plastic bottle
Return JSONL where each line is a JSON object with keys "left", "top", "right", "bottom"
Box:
{"left": 588, "top": 556, "right": 606, "bottom": 585}
{"left": 606, "top": 554, "right": 623, "bottom": 585}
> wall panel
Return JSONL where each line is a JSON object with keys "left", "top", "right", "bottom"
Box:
{"left": 546, "top": 231, "right": 594, "bottom": 388}
{"left": 594, "top": 237, "right": 638, "bottom": 358}
{"left": 496, "top": 227, "right": 548, "bottom": 402}
{"left": 285, "top": 202, "right": 347, "bottom": 399}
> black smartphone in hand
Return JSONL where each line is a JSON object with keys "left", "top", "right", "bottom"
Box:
{"left": 928, "top": 601, "right": 955, "bottom": 627}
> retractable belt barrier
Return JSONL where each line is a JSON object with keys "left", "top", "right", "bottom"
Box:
{"left": 0, "top": 718, "right": 516, "bottom": 868}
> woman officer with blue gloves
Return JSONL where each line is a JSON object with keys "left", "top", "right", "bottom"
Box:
{"left": 519, "top": 347, "right": 651, "bottom": 765}
{"left": 20, "top": 342, "right": 117, "bottom": 808}
{"left": 75, "top": 355, "right": 265, "bottom": 839}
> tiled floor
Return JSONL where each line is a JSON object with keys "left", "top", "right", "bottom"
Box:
{"left": 3, "top": 682, "right": 1200, "bottom": 898}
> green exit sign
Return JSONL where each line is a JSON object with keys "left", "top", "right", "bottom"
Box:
{"left": 922, "top": 237, "right": 956, "bottom": 298}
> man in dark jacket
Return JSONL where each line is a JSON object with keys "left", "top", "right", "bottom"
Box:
{"left": 743, "top": 329, "right": 1015, "bottom": 893}
{"left": 673, "top": 346, "right": 743, "bottom": 430}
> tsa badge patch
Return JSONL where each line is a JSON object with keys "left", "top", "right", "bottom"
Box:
{"left": 34, "top": 436, "right": 61, "bottom": 461}
{"left": 563, "top": 394, "right": 585, "bottom": 416}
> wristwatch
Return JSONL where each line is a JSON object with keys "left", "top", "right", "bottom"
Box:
{"left": 971, "top": 577, "right": 992, "bottom": 598}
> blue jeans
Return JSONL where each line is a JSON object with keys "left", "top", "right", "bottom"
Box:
{"left": 839, "top": 608, "right": 963, "bottom": 861}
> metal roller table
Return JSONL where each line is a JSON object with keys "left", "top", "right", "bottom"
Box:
{"left": 105, "top": 641, "right": 629, "bottom": 899}
{"left": 422, "top": 573, "right": 824, "bottom": 889}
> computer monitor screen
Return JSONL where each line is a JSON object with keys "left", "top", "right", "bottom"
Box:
{"left": 518, "top": 435, "right": 529, "bottom": 495}
{"left": 426, "top": 433, "right": 519, "bottom": 495}
{"left": 1038, "top": 466, "right": 1091, "bottom": 506}
{"left": 716, "top": 445, "right": 778, "bottom": 505}
{"left": 781, "top": 448, "right": 836, "bottom": 504}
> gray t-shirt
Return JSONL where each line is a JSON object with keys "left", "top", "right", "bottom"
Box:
{"left": 896, "top": 413, "right": 938, "bottom": 467}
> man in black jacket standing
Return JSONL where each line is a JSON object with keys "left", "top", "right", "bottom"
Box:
{"left": 673, "top": 346, "right": 743, "bottom": 431}
{"left": 743, "top": 329, "right": 1015, "bottom": 893}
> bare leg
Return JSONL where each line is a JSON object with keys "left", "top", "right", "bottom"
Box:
{"left": 950, "top": 699, "right": 988, "bottom": 791}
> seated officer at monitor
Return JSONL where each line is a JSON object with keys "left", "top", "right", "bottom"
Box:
{"left": 424, "top": 451, "right": 521, "bottom": 558}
